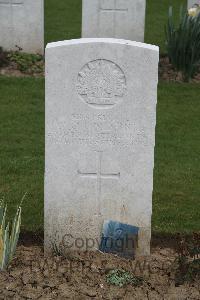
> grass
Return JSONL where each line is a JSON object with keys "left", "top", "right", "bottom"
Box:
{"left": 45, "top": 0, "right": 187, "bottom": 53}
{"left": 45, "top": 0, "right": 82, "bottom": 45}
{"left": 154, "top": 83, "right": 200, "bottom": 233}
{"left": 0, "top": 77, "right": 199, "bottom": 233}
{"left": 0, "top": 77, "right": 44, "bottom": 231}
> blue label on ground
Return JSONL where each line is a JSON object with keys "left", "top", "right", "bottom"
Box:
{"left": 99, "top": 220, "right": 139, "bottom": 258}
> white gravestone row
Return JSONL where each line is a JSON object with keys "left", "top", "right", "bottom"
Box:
{"left": 82, "top": 0, "right": 146, "bottom": 42}
{"left": 188, "top": 0, "right": 200, "bottom": 8}
{"left": 0, "top": 0, "right": 145, "bottom": 53}
{"left": 0, "top": 0, "right": 44, "bottom": 54}
{"left": 45, "top": 38, "right": 159, "bottom": 256}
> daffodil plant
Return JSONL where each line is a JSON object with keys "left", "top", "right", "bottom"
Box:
{"left": 165, "top": 6, "right": 200, "bottom": 81}
{"left": 0, "top": 200, "right": 22, "bottom": 270}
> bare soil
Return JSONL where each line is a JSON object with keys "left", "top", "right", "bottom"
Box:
{"left": 0, "top": 61, "right": 44, "bottom": 78}
{"left": 0, "top": 65, "right": 43, "bottom": 78}
{"left": 159, "top": 56, "right": 200, "bottom": 83}
{"left": 0, "top": 245, "right": 199, "bottom": 300}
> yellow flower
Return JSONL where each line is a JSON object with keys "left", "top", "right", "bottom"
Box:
{"left": 0, "top": 226, "right": 3, "bottom": 263}
{"left": 188, "top": 7, "right": 198, "bottom": 17}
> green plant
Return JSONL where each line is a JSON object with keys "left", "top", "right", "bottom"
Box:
{"left": 106, "top": 269, "right": 143, "bottom": 287}
{"left": 165, "top": 6, "right": 200, "bottom": 81}
{"left": 51, "top": 241, "right": 64, "bottom": 257}
{"left": 8, "top": 51, "right": 43, "bottom": 74}
{"left": 0, "top": 200, "right": 22, "bottom": 270}
{"left": 173, "top": 234, "right": 200, "bottom": 285}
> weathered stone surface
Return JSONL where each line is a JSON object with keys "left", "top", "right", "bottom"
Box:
{"left": 0, "top": 0, "right": 44, "bottom": 54}
{"left": 45, "top": 38, "right": 159, "bottom": 256}
{"left": 82, "top": 0, "right": 146, "bottom": 42}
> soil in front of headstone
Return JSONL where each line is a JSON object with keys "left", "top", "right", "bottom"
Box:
{"left": 159, "top": 55, "right": 200, "bottom": 83}
{"left": 0, "top": 246, "right": 199, "bottom": 299}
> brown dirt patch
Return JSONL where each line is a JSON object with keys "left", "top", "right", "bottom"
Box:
{"left": 159, "top": 55, "right": 200, "bottom": 83}
{"left": 18, "top": 230, "right": 190, "bottom": 250}
{"left": 0, "top": 246, "right": 199, "bottom": 299}
{"left": 0, "top": 65, "right": 44, "bottom": 78}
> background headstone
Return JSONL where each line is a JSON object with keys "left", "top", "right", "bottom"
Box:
{"left": 188, "top": 0, "right": 199, "bottom": 8}
{"left": 45, "top": 38, "right": 159, "bottom": 256}
{"left": 82, "top": 0, "right": 146, "bottom": 42}
{"left": 0, "top": 0, "right": 44, "bottom": 54}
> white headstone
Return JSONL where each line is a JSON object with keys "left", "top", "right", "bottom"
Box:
{"left": 45, "top": 38, "right": 159, "bottom": 256}
{"left": 188, "top": 0, "right": 199, "bottom": 8}
{"left": 82, "top": 0, "right": 146, "bottom": 42}
{"left": 0, "top": 0, "right": 44, "bottom": 54}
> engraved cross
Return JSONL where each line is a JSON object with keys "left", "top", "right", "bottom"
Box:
{"left": 0, "top": 0, "right": 24, "bottom": 39}
{"left": 0, "top": 0, "right": 23, "bottom": 7}
{"left": 100, "top": 0, "right": 128, "bottom": 13}
{"left": 78, "top": 151, "right": 120, "bottom": 215}
{"left": 100, "top": 0, "right": 128, "bottom": 36}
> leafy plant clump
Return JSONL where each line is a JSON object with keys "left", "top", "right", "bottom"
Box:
{"left": 173, "top": 233, "right": 200, "bottom": 285}
{"left": 8, "top": 51, "right": 43, "bottom": 74}
{"left": 0, "top": 200, "right": 22, "bottom": 270}
{"left": 106, "top": 269, "right": 143, "bottom": 287}
{"left": 165, "top": 6, "right": 200, "bottom": 81}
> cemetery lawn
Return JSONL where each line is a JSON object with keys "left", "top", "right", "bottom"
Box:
{"left": 0, "top": 76, "right": 199, "bottom": 234}
{"left": 154, "top": 83, "right": 200, "bottom": 234}
{"left": 45, "top": 0, "right": 186, "bottom": 53}
{"left": 0, "top": 77, "right": 44, "bottom": 231}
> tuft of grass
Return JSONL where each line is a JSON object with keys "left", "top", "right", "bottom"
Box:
{"left": 0, "top": 200, "right": 22, "bottom": 270}
{"left": 106, "top": 269, "right": 143, "bottom": 287}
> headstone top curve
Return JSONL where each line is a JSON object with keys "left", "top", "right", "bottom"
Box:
{"left": 46, "top": 38, "right": 159, "bottom": 52}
